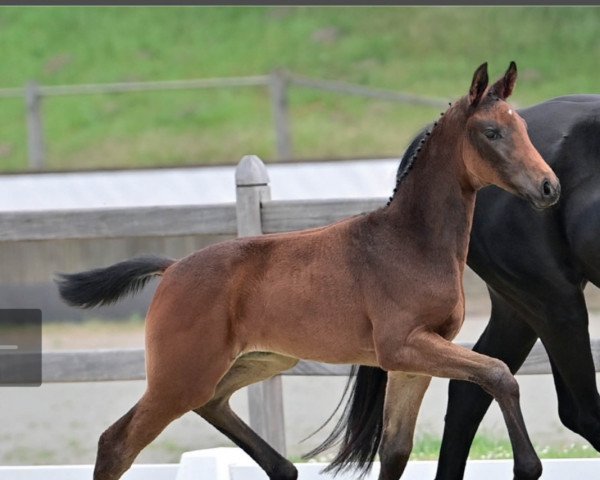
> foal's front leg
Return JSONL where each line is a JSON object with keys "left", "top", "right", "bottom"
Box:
{"left": 376, "top": 331, "right": 542, "bottom": 480}
{"left": 436, "top": 290, "right": 538, "bottom": 480}
{"left": 379, "top": 372, "right": 431, "bottom": 480}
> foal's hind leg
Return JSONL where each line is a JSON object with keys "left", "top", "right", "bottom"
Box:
{"left": 378, "top": 373, "right": 431, "bottom": 480}
{"left": 195, "top": 352, "right": 299, "bottom": 480}
{"left": 95, "top": 304, "right": 236, "bottom": 478}
{"left": 94, "top": 354, "right": 232, "bottom": 480}
{"left": 94, "top": 390, "right": 192, "bottom": 480}
{"left": 95, "top": 355, "right": 234, "bottom": 480}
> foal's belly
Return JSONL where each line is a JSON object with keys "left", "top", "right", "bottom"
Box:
{"left": 237, "top": 302, "right": 379, "bottom": 366}
{"left": 255, "top": 332, "right": 379, "bottom": 367}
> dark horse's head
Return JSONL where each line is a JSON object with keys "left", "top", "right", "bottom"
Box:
{"left": 400, "top": 62, "right": 560, "bottom": 209}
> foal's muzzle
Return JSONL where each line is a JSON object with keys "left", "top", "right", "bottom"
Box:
{"left": 529, "top": 177, "right": 561, "bottom": 209}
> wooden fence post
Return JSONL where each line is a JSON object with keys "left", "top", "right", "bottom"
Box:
{"left": 269, "top": 71, "right": 292, "bottom": 162}
{"left": 235, "top": 155, "right": 287, "bottom": 456}
{"left": 25, "top": 81, "right": 45, "bottom": 170}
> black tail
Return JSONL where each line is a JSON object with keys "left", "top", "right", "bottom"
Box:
{"left": 55, "top": 255, "right": 175, "bottom": 308}
{"left": 305, "top": 365, "right": 388, "bottom": 477}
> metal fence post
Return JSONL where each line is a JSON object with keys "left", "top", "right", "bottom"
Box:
{"left": 25, "top": 81, "right": 45, "bottom": 170}
{"left": 269, "top": 71, "right": 292, "bottom": 161}
{"left": 235, "top": 154, "right": 287, "bottom": 456}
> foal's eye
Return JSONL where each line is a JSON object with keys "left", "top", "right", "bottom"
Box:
{"left": 484, "top": 129, "right": 501, "bottom": 140}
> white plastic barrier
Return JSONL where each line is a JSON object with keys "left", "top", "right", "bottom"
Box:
{"left": 176, "top": 448, "right": 256, "bottom": 480}
{"left": 228, "top": 457, "right": 600, "bottom": 480}
{"left": 176, "top": 448, "right": 600, "bottom": 480}
{"left": 1, "top": 448, "right": 599, "bottom": 479}
{"left": 0, "top": 464, "right": 177, "bottom": 480}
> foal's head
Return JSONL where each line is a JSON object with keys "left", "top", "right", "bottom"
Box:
{"left": 457, "top": 62, "right": 560, "bottom": 208}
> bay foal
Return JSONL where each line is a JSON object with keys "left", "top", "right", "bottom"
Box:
{"left": 57, "top": 62, "right": 559, "bottom": 480}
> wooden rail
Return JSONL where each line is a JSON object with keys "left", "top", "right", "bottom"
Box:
{"left": 41, "top": 339, "right": 600, "bottom": 384}
{"left": 0, "top": 71, "right": 448, "bottom": 169}
{"left": 0, "top": 204, "right": 237, "bottom": 241}
{"left": 0, "top": 199, "right": 382, "bottom": 241}
{"left": 0, "top": 76, "right": 270, "bottom": 98}
{"left": 286, "top": 72, "right": 448, "bottom": 108}
{"left": 3, "top": 155, "right": 597, "bottom": 453}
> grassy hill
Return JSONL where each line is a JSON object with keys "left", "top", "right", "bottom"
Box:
{"left": 0, "top": 7, "right": 598, "bottom": 171}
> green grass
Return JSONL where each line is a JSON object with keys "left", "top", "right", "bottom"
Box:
{"left": 0, "top": 7, "right": 598, "bottom": 171}
{"left": 410, "top": 433, "right": 600, "bottom": 461}
{"left": 298, "top": 433, "right": 600, "bottom": 463}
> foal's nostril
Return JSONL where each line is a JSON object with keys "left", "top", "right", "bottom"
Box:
{"left": 542, "top": 180, "right": 553, "bottom": 197}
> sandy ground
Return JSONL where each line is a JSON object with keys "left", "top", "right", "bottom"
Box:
{"left": 2, "top": 269, "right": 600, "bottom": 465}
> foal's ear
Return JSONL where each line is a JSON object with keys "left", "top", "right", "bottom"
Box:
{"left": 468, "top": 62, "right": 489, "bottom": 108}
{"left": 490, "top": 61, "right": 518, "bottom": 100}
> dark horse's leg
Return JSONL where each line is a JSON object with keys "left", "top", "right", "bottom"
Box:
{"left": 536, "top": 289, "right": 600, "bottom": 450}
{"left": 195, "top": 352, "right": 299, "bottom": 480}
{"left": 540, "top": 119, "right": 600, "bottom": 451}
{"left": 549, "top": 355, "right": 600, "bottom": 449}
{"left": 435, "top": 289, "right": 538, "bottom": 480}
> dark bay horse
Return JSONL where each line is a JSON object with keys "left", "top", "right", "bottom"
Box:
{"left": 57, "top": 63, "right": 559, "bottom": 480}
{"left": 312, "top": 94, "right": 600, "bottom": 480}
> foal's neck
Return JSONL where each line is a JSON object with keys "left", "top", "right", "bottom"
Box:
{"left": 384, "top": 108, "right": 477, "bottom": 264}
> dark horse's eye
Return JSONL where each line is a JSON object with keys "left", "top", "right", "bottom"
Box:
{"left": 484, "top": 129, "right": 501, "bottom": 140}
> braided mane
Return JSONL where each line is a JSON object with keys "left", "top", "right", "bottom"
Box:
{"left": 386, "top": 103, "right": 453, "bottom": 207}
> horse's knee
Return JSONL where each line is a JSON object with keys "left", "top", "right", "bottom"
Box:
{"left": 483, "top": 361, "right": 519, "bottom": 401}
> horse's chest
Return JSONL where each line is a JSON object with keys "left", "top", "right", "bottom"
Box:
{"left": 397, "top": 281, "right": 464, "bottom": 340}
{"left": 413, "top": 277, "right": 464, "bottom": 336}
{"left": 398, "top": 267, "right": 463, "bottom": 315}
{"left": 415, "top": 282, "right": 462, "bottom": 320}
{"left": 369, "top": 271, "right": 463, "bottom": 335}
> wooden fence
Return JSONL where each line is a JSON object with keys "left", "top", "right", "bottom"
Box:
{"left": 2, "top": 155, "right": 600, "bottom": 456}
{"left": 0, "top": 71, "right": 448, "bottom": 170}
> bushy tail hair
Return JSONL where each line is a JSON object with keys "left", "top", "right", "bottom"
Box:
{"left": 304, "top": 365, "right": 388, "bottom": 477}
{"left": 55, "top": 255, "right": 175, "bottom": 308}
